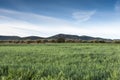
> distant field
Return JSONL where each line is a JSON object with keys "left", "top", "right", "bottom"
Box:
{"left": 0, "top": 43, "right": 120, "bottom": 80}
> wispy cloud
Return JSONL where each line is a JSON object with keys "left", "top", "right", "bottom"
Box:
{"left": 115, "top": 0, "right": 120, "bottom": 12}
{"left": 0, "top": 8, "right": 77, "bottom": 37}
{"left": 0, "top": 9, "right": 120, "bottom": 39}
{"left": 72, "top": 10, "right": 96, "bottom": 22}
{"left": 0, "top": 8, "right": 71, "bottom": 26}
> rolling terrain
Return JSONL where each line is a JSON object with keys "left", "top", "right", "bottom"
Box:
{"left": 0, "top": 34, "right": 111, "bottom": 41}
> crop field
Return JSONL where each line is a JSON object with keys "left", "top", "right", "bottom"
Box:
{"left": 0, "top": 43, "right": 120, "bottom": 80}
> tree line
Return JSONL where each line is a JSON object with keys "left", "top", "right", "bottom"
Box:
{"left": 0, "top": 38, "right": 119, "bottom": 44}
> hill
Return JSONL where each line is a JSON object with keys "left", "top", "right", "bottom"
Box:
{"left": 48, "top": 34, "right": 109, "bottom": 40}
{"left": 0, "top": 36, "right": 20, "bottom": 40}
{"left": 0, "top": 34, "right": 111, "bottom": 41}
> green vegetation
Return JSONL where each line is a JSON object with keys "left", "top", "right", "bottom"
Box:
{"left": 0, "top": 43, "right": 120, "bottom": 80}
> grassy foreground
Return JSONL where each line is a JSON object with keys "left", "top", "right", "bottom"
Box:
{"left": 0, "top": 43, "right": 120, "bottom": 80}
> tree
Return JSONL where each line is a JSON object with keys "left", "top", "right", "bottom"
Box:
{"left": 35, "top": 40, "right": 41, "bottom": 44}
{"left": 49, "top": 39, "right": 56, "bottom": 43}
{"left": 56, "top": 37, "right": 65, "bottom": 43}
{"left": 42, "top": 39, "right": 48, "bottom": 43}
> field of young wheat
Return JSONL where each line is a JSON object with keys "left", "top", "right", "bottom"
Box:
{"left": 0, "top": 43, "right": 120, "bottom": 80}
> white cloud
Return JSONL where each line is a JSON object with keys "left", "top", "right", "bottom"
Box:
{"left": 0, "top": 8, "right": 71, "bottom": 26}
{"left": 72, "top": 10, "right": 96, "bottom": 22}
{"left": 0, "top": 8, "right": 75, "bottom": 37}
{"left": 0, "top": 9, "right": 120, "bottom": 39}
{"left": 0, "top": 21, "right": 87, "bottom": 37}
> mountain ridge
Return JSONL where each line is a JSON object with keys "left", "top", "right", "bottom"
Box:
{"left": 0, "top": 34, "right": 111, "bottom": 41}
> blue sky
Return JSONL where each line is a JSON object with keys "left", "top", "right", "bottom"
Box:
{"left": 0, "top": 0, "right": 120, "bottom": 39}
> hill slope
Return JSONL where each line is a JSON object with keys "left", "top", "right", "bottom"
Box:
{"left": 48, "top": 34, "right": 108, "bottom": 40}
{"left": 0, "top": 34, "right": 110, "bottom": 41}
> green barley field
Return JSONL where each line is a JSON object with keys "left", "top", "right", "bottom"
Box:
{"left": 0, "top": 43, "right": 120, "bottom": 80}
